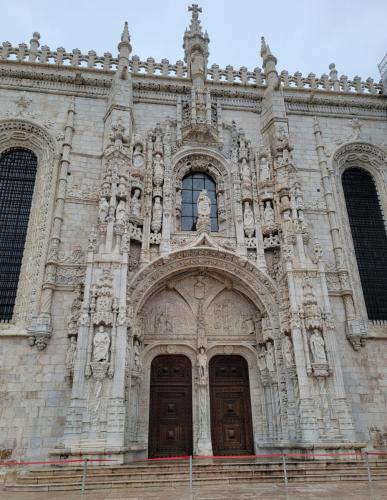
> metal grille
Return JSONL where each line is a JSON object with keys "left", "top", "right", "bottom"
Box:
{"left": 342, "top": 167, "right": 387, "bottom": 320}
{"left": 181, "top": 172, "right": 218, "bottom": 231}
{"left": 0, "top": 148, "right": 37, "bottom": 320}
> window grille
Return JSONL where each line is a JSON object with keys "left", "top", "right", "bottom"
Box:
{"left": 181, "top": 172, "right": 218, "bottom": 232}
{"left": 342, "top": 167, "right": 387, "bottom": 320}
{"left": 0, "top": 148, "right": 37, "bottom": 320}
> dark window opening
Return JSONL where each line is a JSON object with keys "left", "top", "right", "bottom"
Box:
{"left": 181, "top": 172, "right": 218, "bottom": 232}
{"left": 0, "top": 148, "right": 38, "bottom": 320}
{"left": 342, "top": 167, "right": 387, "bottom": 320}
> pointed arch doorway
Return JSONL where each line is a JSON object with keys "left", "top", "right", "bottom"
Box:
{"left": 209, "top": 355, "right": 254, "bottom": 456}
{"left": 148, "top": 355, "right": 193, "bottom": 458}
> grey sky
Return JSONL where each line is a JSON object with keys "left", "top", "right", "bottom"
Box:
{"left": 2, "top": 0, "right": 386, "bottom": 80}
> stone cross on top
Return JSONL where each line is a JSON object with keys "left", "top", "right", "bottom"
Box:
{"left": 188, "top": 4, "right": 203, "bottom": 33}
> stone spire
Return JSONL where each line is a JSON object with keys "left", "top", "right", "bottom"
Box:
{"left": 260, "top": 36, "right": 279, "bottom": 90}
{"left": 183, "top": 4, "right": 209, "bottom": 88}
{"left": 117, "top": 21, "right": 132, "bottom": 70}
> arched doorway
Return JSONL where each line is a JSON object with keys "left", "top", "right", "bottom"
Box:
{"left": 209, "top": 355, "right": 254, "bottom": 455}
{"left": 148, "top": 355, "right": 193, "bottom": 458}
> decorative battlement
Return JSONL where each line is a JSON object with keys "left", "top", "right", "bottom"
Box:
{"left": 0, "top": 3, "right": 384, "bottom": 97}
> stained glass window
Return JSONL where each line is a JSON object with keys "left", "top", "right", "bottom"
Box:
{"left": 0, "top": 148, "right": 37, "bottom": 320}
{"left": 181, "top": 172, "right": 218, "bottom": 232}
{"left": 342, "top": 167, "right": 387, "bottom": 320}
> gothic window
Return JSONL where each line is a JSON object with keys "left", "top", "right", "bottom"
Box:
{"left": 342, "top": 167, "right": 387, "bottom": 320}
{"left": 181, "top": 172, "right": 218, "bottom": 231}
{"left": 0, "top": 148, "right": 38, "bottom": 320}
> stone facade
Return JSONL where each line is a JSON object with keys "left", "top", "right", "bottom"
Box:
{"left": 0, "top": 6, "right": 387, "bottom": 462}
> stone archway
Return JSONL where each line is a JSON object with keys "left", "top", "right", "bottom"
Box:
{"left": 127, "top": 247, "right": 279, "bottom": 455}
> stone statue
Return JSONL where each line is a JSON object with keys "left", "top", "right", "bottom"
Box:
{"left": 197, "top": 189, "right": 211, "bottom": 217}
{"left": 283, "top": 335, "right": 295, "bottom": 368}
{"left": 190, "top": 49, "right": 205, "bottom": 79}
{"left": 131, "top": 188, "right": 141, "bottom": 217}
{"left": 310, "top": 329, "right": 327, "bottom": 364}
{"left": 260, "top": 156, "right": 270, "bottom": 181}
{"left": 92, "top": 326, "right": 110, "bottom": 363}
{"left": 240, "top": 158, "right": 251, "bottom": 184}
{"left": 116, "top": 200, "right": 126, "bottom": 223}
{"left": 243, "top": 201, "right": 255, "bottom": 237}
{"left": 266, "top": 342, "right": 275, "bottom": 372}
{"left": 65, "top": 336, "right": 77, "bottom": 372}
{"left": 133, "top": 339, "right": 142, "bottom": 372}
{"left": 151, "top": 196, "right": 162, "bottom": 233}
{"left": 153, "top": 153, "right": 164, "bottom": 187}
{"left": 263, "top": 201, "right": 275, "bottom": 225}
{"left": 197, "top": 347, "right": 207, "bottom": 382}
{"left": 98, "top": 197, "right": 109, "bottom": 223}
{"left": 257, "top": 345, "right": 267, "bottom": 372}
{"left": 133, "top": 143, "right": 144, "bottom": 169}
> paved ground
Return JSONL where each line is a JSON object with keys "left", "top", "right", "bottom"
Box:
{"left": 1, "top": 482, "right": 387, "bottom": 500}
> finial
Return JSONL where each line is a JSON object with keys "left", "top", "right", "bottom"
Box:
{"left": 117, "top": 21, "right": 132, "bottom": 67}
{"left": 260, "top": 36, "right": 267, "bottom": 57}
{"left": 188, "top": 4, "right": 203, "bottom": 34}
{"left": 121, "top": 21, "right": 130, "bottom": 44}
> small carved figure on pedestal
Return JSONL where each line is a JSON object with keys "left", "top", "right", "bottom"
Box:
{"left": 151, "top": 196, "right": 163, "bottom": 233}
{"left": 196, "top": 189, "right": 211, "bottom": 232}
{"left": 98, "top": 197, "right": 109, "bottom": 223}
{"left": 260, "top": 155, "right": 271, "bottom": 182}
{"left": 263, "top": 201, "right": 275, "bottom": 225}
{"left": 131, "top": 188, "right": 142, "bottom": 217}
{"left": 266, "top": 342, "right": 276, "bottom": 373}
{"left": 93, "top": 326, "right": 110, "bottom": 363}
{"left": 283, "top": 334, "right": 295, "bottom": 368}
{"left": 65, "top": 336, "right": 77, "bottom": 383}
{"left": 310, "top": 329, "right": 327, "bottom": 364}
{"left": 116, "top": 200, "right": 127, "bottom": 224}
{"left": 197, "top": 347, "right": 208, "bottom": 383}
{"left": 243, "top": 201, "right": 255, "bottom": 237}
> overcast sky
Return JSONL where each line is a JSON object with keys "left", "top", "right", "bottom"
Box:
{"left": 2, "top": 0, "right": 386, "bottom": 80}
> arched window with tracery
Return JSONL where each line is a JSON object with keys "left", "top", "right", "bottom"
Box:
{"left": 0, "top": 148, "right": 38, "bottom": 320}
{"left": 342, "top": 167, "right": 387, "bottom": 320}
{"left": 181, "top": 172, "right": 218, "bottom": 232}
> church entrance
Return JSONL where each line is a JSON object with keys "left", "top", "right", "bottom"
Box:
{"left": 148, "top": 355, "right": 193, "bottom": 458}
{"left": 209, "top": 355, "right": 254, "bottom": 456}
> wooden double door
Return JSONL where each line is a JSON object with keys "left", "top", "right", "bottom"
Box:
{"left": 148, "top": 354, "right": 253, "bottom": 458}
{"left": 209, "top": 355, "right": 254, "bottom": 456}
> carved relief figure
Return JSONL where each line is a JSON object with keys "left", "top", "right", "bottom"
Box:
{"left": 283, "top": 335, "right": 295, "bottom": 368}
{"left": 266, "top": 342, "right": 275, "bottom": 372}
{"left": 190, "top": 49, "right": 205, "bottom": 78}
{"left": 131, "top": 188, "right": 141, "bottom": 217}
{"left": 153, "top": 153, "right": 164, "bottom": 186}
{"left": 132, "top": 143, "right": 144, "bottom": 169}
{"left": 263, "top": 201, "right": 275, "bottom": 225}
{"left": 151, "top": 196, "right": 163, "bottom": 233}
{"left": 260, "top": 156, "right": 271, "bottom": 181}
{"left": 98, "top": 197, "right": 109, "bottom": 223}
{"left": 243, "top": 201, "right": 255, "bottom": 237}
{"left": 65, "top": 336, "right": 77, "bottom": 372}
{"left": 92, "top": 326, "right": 110, "bottom": 362}
{"left": 197, "top": 347, "right": 207, "bottom": 382}
{"left": 310, "top": 329, "right": 327, "bottom": 364}
{"left": 257, "top": 345, "right": 267, "bottom": 372}
{"left": 133, "top": 338, "right": 142, "bottom": 372}
{"left": 116, "top": 200, "right": 127, "bottom": 223}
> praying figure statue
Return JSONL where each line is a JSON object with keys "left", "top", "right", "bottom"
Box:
{"left": 131, "top": 188, "right": 141, "bottom": 217}
{"left": 98, "top": 197, "right": 109, "bottom": 223}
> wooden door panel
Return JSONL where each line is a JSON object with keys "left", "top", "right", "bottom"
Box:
{"left": 149, "top": 355, "right": 192, "bottom": 458}
{"left": 210, "top": 356, "right": 254, "bottom": 456}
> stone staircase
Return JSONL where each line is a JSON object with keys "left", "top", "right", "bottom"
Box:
{"left": 4, "top": 458, "right": 387, "bottom": 492}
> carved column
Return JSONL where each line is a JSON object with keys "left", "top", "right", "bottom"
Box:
{"left": 29, "top": 99, "right": 75, "bottom": 349}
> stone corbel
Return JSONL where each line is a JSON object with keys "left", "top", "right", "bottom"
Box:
{"left": 345, "top": 318, "right": 367, "bottom": 351}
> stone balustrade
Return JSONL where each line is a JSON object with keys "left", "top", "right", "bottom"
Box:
{"left": 0, "top": 36, "right": 383, "bottom": 94}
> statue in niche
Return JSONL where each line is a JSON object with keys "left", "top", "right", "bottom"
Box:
{"left": 92, "top": 326, "right": 110, "bottom": 363}
{"left": 133, "top": 338, "right": 142, "bottom": 372}
{"left": 116, "top": 200, "right": 127, "bottom": 223}
{"left": 151, "top": 196, "right": 163, "bottom": 233}
{"left": 190, "top": 49, "right": 205, "bottom": 79}
{"left": 266, "top": 342, "right": 275, "bottom": 372}
{"left": 257, "top": 345, "right": 267, "bottom": 372}
{"left": 217, "top": 191, "right": 224, "bottom": 210}
{"left": 197, "top": 347, "right": 208, "bottom": 383}
{"left": 197, "top": 189, "right": 211, "bottom": 217}
{"left": 310, "top": 329, "right": 327, "bottom": 364}
{"left": 283, "top": 335, "right": 295, "bottom": 368}
{"left": 240, "top": 158, "right": 251, "bottom": 184}
{"left": 153, "top": 153, "right": 164, "bottom": 187}
{"left": 117, "top": 177, "right": 126, "bottom": 198}
{"left": 243, "top": 201, "right": 255, "bottom": 237}
{"left": 65, "top": 336, "right": 77, "bottom": 373}
{"left": 263, "top": 201, "right": 275, "bottom": 225}
{"left": 98, "top": 197, "right": 109, "bottom": 223}
{"left": 131, "top": 188, "right": 141, "bottom": 217}
{"left": 260, "top": 156, "right": 271, "bottom": 181}
{"left": 132, "top": 143, "right": 144, "bottom": 169}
